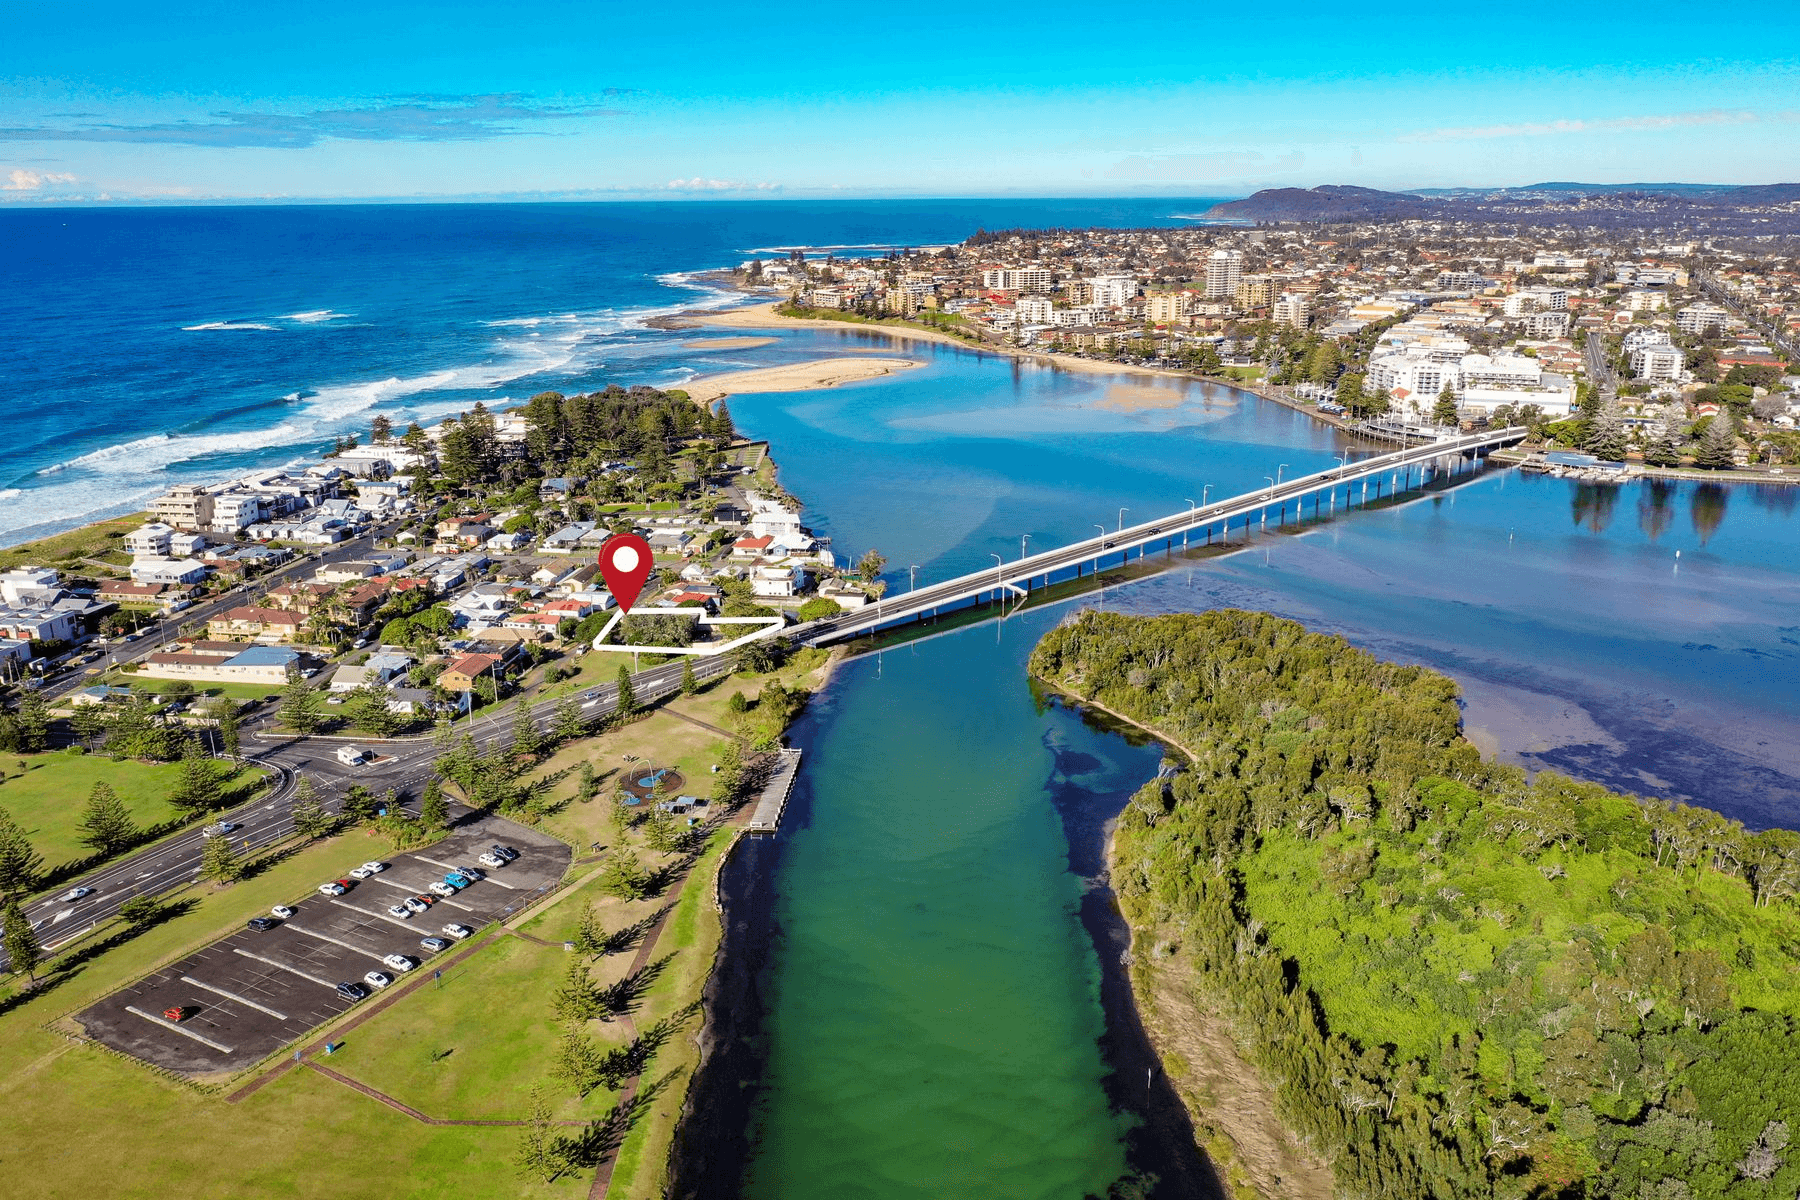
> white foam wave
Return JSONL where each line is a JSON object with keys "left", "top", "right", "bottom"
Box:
{"left": 282, "top": 309, "right": 351, "bottom": 323}
{"left": 183, "top": 321, "right": 279, "bottom": 332}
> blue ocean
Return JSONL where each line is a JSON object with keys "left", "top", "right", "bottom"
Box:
{"left": 0, "top": 199, "right": 1212, "bottom": 547}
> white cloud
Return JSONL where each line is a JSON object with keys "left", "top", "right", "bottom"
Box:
{"left": 4, "top": 168, "right": 77, "bottom": 190}
{"left": 663, "top": 177, "right": 780, "bottom": 192}
{"left": 1401, "top": 110, "right": 1758, "bottom": 143}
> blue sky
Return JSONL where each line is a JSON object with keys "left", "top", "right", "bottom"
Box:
{"left": 4, "top": 0, "right": 1798, "bottom": 202}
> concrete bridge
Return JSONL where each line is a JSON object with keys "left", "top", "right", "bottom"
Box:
{"left": 801, "top": 426, "right": 1528, "bottom": 647}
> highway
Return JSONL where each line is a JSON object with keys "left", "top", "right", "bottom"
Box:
{"left": 799, "top": 426, "right": 1529, "bottom": 646}
{"left": 9, "top": 642, "right": 735, "bottom": 966}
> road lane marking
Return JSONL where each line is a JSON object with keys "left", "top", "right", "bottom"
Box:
{"left": 287, "top": 923, "right": 389, "bottom": 961}
{"left": 179, "top": 976, "right": 290, "bottom": 1021}
{"left": 232, "top": 948, "right": 340, "bottom": 989}
{"left": 125, "top": 1006, "right": 235, "bottom": 1053}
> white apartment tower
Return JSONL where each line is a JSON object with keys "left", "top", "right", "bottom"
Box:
{"left": 1272, "top": 292, "right": 1311, "bottom": 330}
{"left": 1204, "top": 250, "right": 1243, "bottom": 300}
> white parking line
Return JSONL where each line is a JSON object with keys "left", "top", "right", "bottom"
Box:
{"left": 287, "top": 924, "right": 389, "bottom": 962}
{"left": 330, "top": 898, "right": 417, "bottom": 929}
{"left": 125, "top": 1006, "right": 235, "bottom": 1053}
{"left": 179, "top": 976, "right": 290, "bottom": 1021}
{"left": 367, "top": 877, "right": 473, "bottom": 911}
{"left": 232, "top": 948, "right": 340, "bottom": 990}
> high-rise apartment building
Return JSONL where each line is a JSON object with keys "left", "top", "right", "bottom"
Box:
{"left": 1204, "top": 250, "right": 1243, "bottom": 300}
{"left": 1234, "top": 274, "right": 1275, "bottom": 309}
{"left": 1273, "top": 292, "right": 1311, "bottom": 330}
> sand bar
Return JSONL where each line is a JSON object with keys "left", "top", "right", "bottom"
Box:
{"left": 681, "top": 336, "right": 778, "bottom": 350}
{"left": 684, "top": 356, "right": 922, "bottom": 404}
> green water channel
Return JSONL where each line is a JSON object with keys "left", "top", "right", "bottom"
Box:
{"left": 741, "top": 611, "right": 1169, "bottom": 1199}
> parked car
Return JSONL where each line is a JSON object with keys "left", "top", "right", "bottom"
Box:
{"left": 382, "top": 954, "right": 415, "bottom": 973}
{"left": 271, "top": 905, "right": 295, "bottom": 919}
{"left": 490, "top": 845, "right": 519, "bottom": 862}
{"left": 61, "top": 887, "right": 94, "bottom": 902}
{"left": 403, "top": 896, "right": 431, "bottom": 914}
{"left": 428, "top": 881, "right": 456, "bottom": 898}
{"left": 246, "top": 916, "right": 279, "bottom": 932}
{"left": 443, "top": 874, "right": 470, "bottom": 890}
{"left": 441, "top": 923, "right": 472, "bottom": 940}
{"left": 363, "top": 970, "right": 392, "bottom": 990}
{"left": 387, "top": 904, "right": 413, "bottom": 920}
{"left": 202, "top": 821, "right": 241, "bottom": 838}
{"left": 357, "top": 860, "right": 388, "bottom": 875}
{"left": 454, "top": 866, "right": 484, "bottom": 882}
{"left": 336, "top": 981, "right": 369, "bottom": 1001}
{"left": 477, "top": 852, "right": 505, "bottom": 869}
{"left": 419, "top": 936, "right": 450, "bottom": 953}
{"left": 317, "top": 881, "right": 348, "bottom": 897}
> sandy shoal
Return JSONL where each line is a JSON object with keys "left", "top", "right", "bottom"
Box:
{"left": 683, "top": 357, "right": 922, "bottom": 404}
{"left": 683, "top": 302, "right": 1196, "bottom": 381}
{"left": 681, "top": 336, "right": 779, "bottom": 350}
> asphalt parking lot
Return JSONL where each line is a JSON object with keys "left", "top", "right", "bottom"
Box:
{"left": 76, "top": 815, "right": 570, "bottom": 1075}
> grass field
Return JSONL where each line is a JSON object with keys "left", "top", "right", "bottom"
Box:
{"left": 0, "top": 751, "right": 268, "bottom": 877}
{"left": 0, "top": 649, "right": 826, "bottom": 1198}
{"left": 0, "top": 513, "right": 145, "bottom": 574}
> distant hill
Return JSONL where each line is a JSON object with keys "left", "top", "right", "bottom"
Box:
{"left": 1204, "top": 181, "right": 1800, "bottom": 230}
{"left": 1204, "top": 185, "right": 1437, "bottom": 222}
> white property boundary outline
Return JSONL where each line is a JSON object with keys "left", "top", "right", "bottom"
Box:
{"left": 586, "top": 606, "right": 787, "bottom": 657}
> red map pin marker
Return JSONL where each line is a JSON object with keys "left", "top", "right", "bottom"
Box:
{"left": 598, "top": 534, "right": 654, "bottom": 615}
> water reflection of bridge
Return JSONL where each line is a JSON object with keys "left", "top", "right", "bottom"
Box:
{"left": 801, "top": 427, "right": 1530, "bottom": 648}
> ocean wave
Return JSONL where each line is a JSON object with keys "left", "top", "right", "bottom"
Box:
{"left": 282, "top": 309, "right": 351, "bottom": 323}
{"left": 183, "top": 321, "right": 280, "bottom": 332}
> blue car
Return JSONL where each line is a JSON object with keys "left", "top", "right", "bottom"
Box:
{"left": 444, "top": 873, "right": 471, "bottom": 890}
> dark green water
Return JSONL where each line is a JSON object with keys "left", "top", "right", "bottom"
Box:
{"left": 742, "top": 613, "right": 1170, "bottom": 1198}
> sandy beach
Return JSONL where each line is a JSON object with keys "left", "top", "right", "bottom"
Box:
{"left": 682, "top": 336, "right": 779, "bottom": 350}
{"left": 683, "top": 356, "right": 923, "bottom": 404}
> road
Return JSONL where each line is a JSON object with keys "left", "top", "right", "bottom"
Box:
{"left": 9, "top": 641, "right": 735, "bottom": 967}
{"left": 37, "top": 520, "right": 406, "bottom": 704}
{"left": 1584, "top": 330, "right": 1616, "bottom": 398}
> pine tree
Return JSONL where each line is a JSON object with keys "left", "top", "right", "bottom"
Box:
{"left": 1693, "top": 414, "right": 1739, "bottom": 469}
{"left": 614, "top": 664, "right": 636, "bottom": 719}
{"left": 279, "top": 672, "right": 323, "bottom": 734}
{"left": 168, "top": 739, "right": 223, "bottom": 818}
{"left": 1644, "top": 422, "right": 1685, "bottom": 467}
{"left": 0, "top": 805, "right": 44, "bottom": 898}
{"left": 571, "top": 901, "right": 607, "bottom": 956}
{"left": 1584, "top": 399, "right": 1630, "bottom": 462}
{"left": 551, "top": 695, "right": 584, "bottom": 744}
{"left": 341, "top": 784, "right": 378, "bottom": 825}
{"left": 680, "top": 657, "right": 698, "bottom": 696}
{"left": 77, "top": 781, "right": 137, "bottom": 856}
{"left": 553, "top": 1027, "right": 608, "bottom": 1097}
{"left": 215, "top": 702, "right": 241, "bottom": 762}
{"left": 3, "top": 895, "right": 42, "bottom": 983}
{"left": 200, "top": 833, "right": 242, "bottom": 884}
{"left": 550, "top": 955, "right": 603, "bottom": 1023}
{"left": 420, "top": 776, "right": 449, "bottom": 832}
{"left": 644, "top": 807, "right": 683, "bottom": 854}
{"left": 290, "top": 776, "right": 334, "bottom": 840}
{"left": 513, "top": 1085, "right": 567, "bottom": 1183}
{"left": 14, "top": 693, "right": 48, "bottom": 753}
{"left": 597, "top": 849, "right": 648, "bottom": 901}
{"left": 511, "top": 700, "right": 540, "bottom": 758}
{"left": 1432, "top": 385, "right": 1459, "bottom": 427}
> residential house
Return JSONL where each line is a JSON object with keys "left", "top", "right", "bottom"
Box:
{"left": 207, "top": 606, "right": 305, "bottom": 643}
{"left": 439, "top": 652, "right": 503, "bottom": 692}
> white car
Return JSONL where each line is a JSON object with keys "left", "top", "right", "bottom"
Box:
{"left": 202, "top": 821, "right": 241, "bottom": 838}
{"left": 477, "top": 853, "right": 504, "bottom": 869}
{"left": 316, "top": 881, "right": 347, "bottom": 897}
{"left": 61, "top": 887, "right": 94, "bottom": 902}
{"left": 363, "top": 970, "right": 392, "bottom": 990}
{"left": 428, "top": 881, "right": 456, "bottom": 898}
{"left": 382, "top": 954, "right": 415, "bottom": 973}
{"left": 271, "top": 905, "right": 295, "bottom": 919}
{"left": 402, "top": 896, "right": 430, "bottom": 915}
{"left": 359, "top": 861, "right": 388, "bottom": 875}
{"left": 387, "top": 904, "right": 413, "bottom": 920}
{"left": 441, "top": 923, "right": 472, "bottom": 940}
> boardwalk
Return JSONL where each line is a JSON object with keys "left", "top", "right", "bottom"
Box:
{"left": 800, "top": 426, "right": 1527, "bottom": 647}
{"left": 745, "top": 748, "right": 803, "bottom": 834}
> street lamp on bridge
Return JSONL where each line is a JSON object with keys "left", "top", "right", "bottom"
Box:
{"left": 1117, "top": 507, "right": 1129, "bottom": 532}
